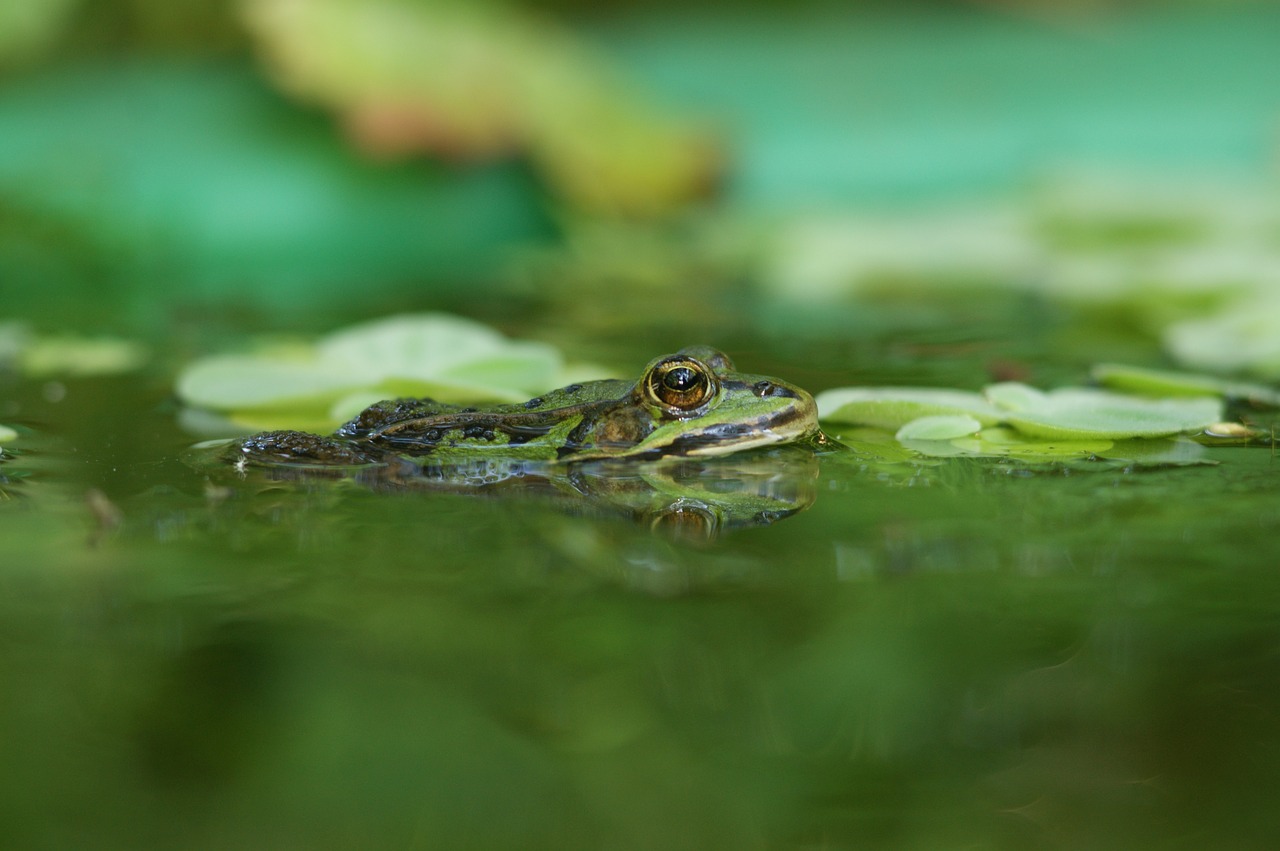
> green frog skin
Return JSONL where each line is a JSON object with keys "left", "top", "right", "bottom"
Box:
{"left": 235, "top": 346, "right": 822, "bottom": 466}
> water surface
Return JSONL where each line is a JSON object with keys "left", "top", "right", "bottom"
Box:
{"left": 3, "top": 320, "right": 1278, "bottom": 850}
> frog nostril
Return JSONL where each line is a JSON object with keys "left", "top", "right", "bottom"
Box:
{"left": 753, "top": 380, "right": 796, "bottom": 398}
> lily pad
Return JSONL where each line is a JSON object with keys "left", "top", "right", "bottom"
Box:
{"left": 0, "top": 324, "right": 148, "bottom": 377}
{"left": 983, "top": 382, "right": 1047, "bottom": 412}
{"left": 175, "top": 355, "right": 367, "bottom": 412}
{"left": 949, "top": 427, "right": 1114, "bottom": 459}
{"left": 1091, "top": 363, "right": 1280, "bottom": 407}
{"left": 817, "top": 387, "right": 1003, "bottom": 429}
{"left": 317, "top": 314, "right": 560, "bottom": 395}
{"left": 987, "top": 383, "right": 1222, "bottom": 439}
{"left": 175, "top": 313, "right": 568, "bottom": 431}
{"left": 1164, "top": 299, "right": 1280, "bottom": 379}
{"left": 823, "top": 376, "right": 1227, "bottom": 454}
{"left": 895, "top": 414, "right": 983, "bottom": 441}
{"left": 19, "top": 335, "right": 149, "bottom": 377}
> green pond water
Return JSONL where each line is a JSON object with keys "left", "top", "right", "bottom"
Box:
{"left": 3, "top": 304, "right": 1279, "bottom": 850}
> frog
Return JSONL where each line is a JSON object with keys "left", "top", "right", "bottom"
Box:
{"left": 233, "top": 346, "right": 823, "bottom": 467}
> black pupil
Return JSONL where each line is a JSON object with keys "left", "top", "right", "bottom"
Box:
{"left": 663, "top": 367, "right": 700, "bottom": 393}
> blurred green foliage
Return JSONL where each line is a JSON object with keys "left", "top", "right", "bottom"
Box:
{"left": 0, "top": 0, "right": 1277, "bottom": 340}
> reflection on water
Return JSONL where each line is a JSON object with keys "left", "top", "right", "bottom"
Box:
{"left": 4, "top": 372, "right": 1280, "bottom": 850}
{"left": 190, "top": 440, "right": 820, "bottom": 541}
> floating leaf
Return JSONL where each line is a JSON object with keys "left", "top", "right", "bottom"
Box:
{"left": 0, "top": 324, "right": 148, "bottom": 377}
{"left": 943, "top": 432, "right": 1211, "bottom": 468}
{"left": 949, "top": 427, "right": 1114, "bottom": 459}
{"left": 817, "top": 387, "right": 1002, "bottom": 429}
{"left": 983, "top": 382, "right": 1047, "bottom": 412}
{"left": 1164, "top": 299, "right": 1280, "bottom": 379}
{"left": 175, "top": 313, "right": 569, "bottom": 432}
{"left": 175, "top": 355, "right": 367, "bottom": 412}
{"left": 317, "top": 314, "right": 561, "bottom": 393}
{"left": 895, "top": 415, "right": 983, "bottom": 441}
{"left": 19, "top": 335, "right": 149, "bottom": 377}
{"left": 995, "top": 386, "right": 1222, "bottom": 439}
{"left": 1092, "top": 363, "right": 1280, "bottom": 407}
{"left": 825, "top": 376, "right": 1227, "bottom": 457}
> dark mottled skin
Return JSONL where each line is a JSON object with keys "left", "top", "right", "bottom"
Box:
{"left": 234, "top": 379, "right": 638, "bottom": 467}
{"left": 230, "top": 347, "right": 817, "bottom": 468}
{"left": 238, "top": 430, "right": 375, "bottom": 465}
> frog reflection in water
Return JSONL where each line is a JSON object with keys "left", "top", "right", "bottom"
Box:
{"left": 236, "top": 347, "right": 824, "bottom": 466}
{"left": 230, "top": 347, "right": 825, "bottom": 538}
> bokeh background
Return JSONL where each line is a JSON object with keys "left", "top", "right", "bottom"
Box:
{"left": 4, "top": 0, "right": 1277, "bottom": 336}
{"left": 6, "top": 4, "right": 1280, "bottom": 851}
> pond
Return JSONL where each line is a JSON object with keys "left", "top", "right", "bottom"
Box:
{"left": 3, "top": 293, "right": 1279, "bottom": 850}
{"left": 4, "top": 2, "right": 1280, "bottom": 847}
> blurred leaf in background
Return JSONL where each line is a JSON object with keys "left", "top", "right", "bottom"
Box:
{"left": 0, "top": 0, "right": 80, "bottom": 66}
{"left": 173, "top": 313, "right": 615, "bottom": 433}
{"left": 240, "top": 0, "right": 720, "bottom": 217}
{"left": 0, "top": 61, "right": 550, "bottom": 325}
{"left": 2, "top": 0, "right": 1278, "bottom": 336}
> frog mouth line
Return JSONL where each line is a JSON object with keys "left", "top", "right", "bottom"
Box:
{"left": 640, "top": 405, "right": 819, "bottom": 459}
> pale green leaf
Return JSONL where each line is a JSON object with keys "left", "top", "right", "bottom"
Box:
{"left": 817, "top": 387, "right": 1002, "bottom": 429}
{"left": 175, "top": 355, "right": 365, "bottom": 411}
{"left": 984, "top": 382, "right": 1047, "bottom": 412}
{"left": 0, "top": 424, "right": 17, "bottom": 444}
{"left": 1164, "top": 298, "right": 1280, "bottom": 378}
{"left": 895, "top": 414, "right": 983, "bottom": 441}
{"left": 438, "top": 350, "right": 563, "bottom": 394}
{"left": 999, "top": 388, "right": 1222, "bottom": 439}
{"left": 318, "top": 314, "right": 510, "bottom": 375}
{"left": 0, "top": 0, "right": 78, "bottom": 63}
{"left": 316, "top": 314, "right": 562, "bottom": 391}
{"left": 19, "top": 335, "right": 148, "bottom": 377}
{"left": 1092, "top": 362, "right": 1280, "bottom": 407}
{"left": 175, "top": 313, "right": 571, "bottom": 431}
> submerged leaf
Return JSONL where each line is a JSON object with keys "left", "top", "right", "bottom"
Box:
{"left": 949, "top": 427, "right": 1114, "bottom": 459}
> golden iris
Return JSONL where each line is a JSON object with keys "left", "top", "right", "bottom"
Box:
{"left": 644, "top": 356, "right": 717, "bottom": 415}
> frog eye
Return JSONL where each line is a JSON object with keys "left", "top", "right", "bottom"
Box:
{"left": 644, "top": 356, "right": 718, "bottom": 416}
